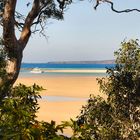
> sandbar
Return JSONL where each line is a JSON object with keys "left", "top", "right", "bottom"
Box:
{"left": 16, "top": 75, "right": 104, "bottom": 124}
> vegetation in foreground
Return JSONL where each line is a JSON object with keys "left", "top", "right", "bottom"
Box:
{"left": 74, "top": 39, "right": 140, "bottom": 139}
{"left": 0, "top": 39, "right": 140, "bottom": 139}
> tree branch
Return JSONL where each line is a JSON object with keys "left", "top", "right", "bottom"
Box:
{"left": 31, "top": 0, "right": 64, "bottom": 35}
{"left": 94, "top": 0, "right": 100, "bottom": 10}
{"left": 19, "top": 0, "right": 40, "bottom": 48}
{"left": 105, "top": 0, "right": 140, "bottom": 13}
{"left": 94, "top": 0, "right": 140, "bottom": 13}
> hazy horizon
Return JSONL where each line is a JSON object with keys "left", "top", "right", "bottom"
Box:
{"left": 22, "top": 59, "right": 115, "bottom": 63}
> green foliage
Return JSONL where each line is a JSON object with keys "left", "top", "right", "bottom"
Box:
{"left": 74, "top": 39, "right": 140, "bottom": 139}
{"left": 62, "top": 118, "right": 93, "bottom": 140}
{"left": 0, "top": 84, "right": 43, "bottom": 139}
{"left": 0, "top": 83, "right": 71, "bottom": 139}
{"left": 41, "top": 121, "right": 70, "bottom": 140}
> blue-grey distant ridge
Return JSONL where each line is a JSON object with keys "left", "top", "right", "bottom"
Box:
{"left": 47, "top": 60, "right": 115, "bottom": 64}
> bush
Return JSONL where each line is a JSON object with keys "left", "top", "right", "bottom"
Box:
{"left": 0, "top": 84, "right": 71, "bottom": 140}
{"left": 0, "top": 84, "right": 42, "bottom": 139}
{"left": 75, "top": 39, "right": 140, "bottom": 139}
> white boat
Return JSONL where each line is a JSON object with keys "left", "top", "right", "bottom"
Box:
{"left": 30, "top": 68, "right": 43, "bottom": 73}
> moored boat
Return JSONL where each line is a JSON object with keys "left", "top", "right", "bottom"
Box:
{"left": 30, "top": 68, "right": 43, "bottom": 73}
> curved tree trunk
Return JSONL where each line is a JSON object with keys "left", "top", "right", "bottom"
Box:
{"left": 0, "top": 0, "right": 20, "bottom": 90}
{"left": 1, "top": 0, "right": 30, "bottom": 90}
{"left": 0, "top": 0, "right": 40, "bottom": 94}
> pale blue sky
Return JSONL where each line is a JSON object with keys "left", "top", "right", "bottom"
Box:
{"left": 20, "top": 0, "right": 140, "bottom": 62}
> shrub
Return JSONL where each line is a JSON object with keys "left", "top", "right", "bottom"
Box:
{"left": 75, "top": 39, "right": 140, "bottom": 139}
{"left": 0, "top": 84, "right": 70, "bottom": 139}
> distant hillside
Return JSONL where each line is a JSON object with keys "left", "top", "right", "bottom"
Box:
{"left": 48, "top": 60, "right": 115, "bottom": 64}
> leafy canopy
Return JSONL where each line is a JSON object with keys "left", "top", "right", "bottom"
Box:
{"left": 0, "top": 0, "right": 72, "bottom": 34}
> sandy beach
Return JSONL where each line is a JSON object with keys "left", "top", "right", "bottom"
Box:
{"left": 16, "top": 75, "right": 104, "bottom": 124}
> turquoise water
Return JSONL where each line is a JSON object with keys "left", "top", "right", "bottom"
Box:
{"left": 20, "top": 63, "right": 114, "bottom": 77}
{"left": 21, "top": 63, "right": 115, "bottom": 69}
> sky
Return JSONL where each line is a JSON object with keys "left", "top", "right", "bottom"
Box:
{"left": 18, "top": 0, "right": 140, "bottom": 63}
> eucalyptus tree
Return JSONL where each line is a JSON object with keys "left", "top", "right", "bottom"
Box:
{"left": 0, "top": 0, "right": 72, "bottom": 90}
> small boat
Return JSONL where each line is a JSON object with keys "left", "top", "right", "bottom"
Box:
{"left": 30, "top": 68, "right": 43, "bottom": 73}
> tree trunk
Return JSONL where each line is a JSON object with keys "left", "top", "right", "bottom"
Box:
{"left": 0, "top": 0, "right": 39, "bottom": 94}
{"left": 0, "top": 43, "right": 23, "bottom": 96}
{"left": 5, "top": 49, "right": 23, "bottom": 87}
{"left": 0, "top": 0, "right": 20, "bottom": 91}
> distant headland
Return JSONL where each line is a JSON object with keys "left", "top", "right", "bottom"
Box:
{"left": 47, "top": 60, "right": 115, "bottom": 64}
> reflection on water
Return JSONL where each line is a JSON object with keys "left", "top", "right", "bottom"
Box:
{"left": 40, "top": 95, "right": 88, "bottom": 102}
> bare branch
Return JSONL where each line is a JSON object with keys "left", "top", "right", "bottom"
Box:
{"left": 105, "top": 0, "right": 140, "bottom": 13}
{"left": 14, "top": 21, "right": 24, "bottom": 31}
{"left": 15, "top": 12, "right": 25, "bottom": 20}
{"left": 94, "top": 0, "right": 100, "bottom": 10}
{"left": 14, "top": 12, "right": 25, "bottom": 31}
{"left": 94, "top": 0, "right": 140, "bottom": 13}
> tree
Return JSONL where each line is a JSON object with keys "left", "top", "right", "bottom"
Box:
{"left": 75, "top": 40, "right": 140, "bottom": 139}
{"left": 0, "top": 0, "right": 72, "bottom": 91}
